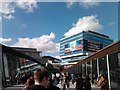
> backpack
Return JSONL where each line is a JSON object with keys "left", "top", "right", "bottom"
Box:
{"left": 101, "top": 80, "right": 108, "bottom": 90}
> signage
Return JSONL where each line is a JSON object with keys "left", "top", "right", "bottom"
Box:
{"left": 84, "top": 39, "right": 103, "bottom": 52}
{"left": 64, "top": 40, "right": 82, "bottom": 53}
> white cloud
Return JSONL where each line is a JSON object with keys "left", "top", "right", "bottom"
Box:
{"left": 0, "top": 16, "right": 1, "bottom": 21}
{"left": 0, "top": 0, "right": 38, "bottom": 20}
{"left": 12, "top": 32, "right": 60, "bottom": 53}
{"left": 64, "top": 15, "right": 103, "bottom": 37}
{"left": 16, "top": 0, "right": 38, "bottom": 13}
{"left": 0, "top": 37, "right": 12, "bottom": 43}
{"left": 66, "top": 0, "right": 75, "bottom": 8}
{"left": 0, "top": 2, "right": 15, "bottom": 19}
{"left": 108, "top": 22, "right": 116, "bottom": 26}
{"left": 66, "top": 0, "right": 100, "bottom": 9}
{"left": 20, "top": 24, "right": 27, "bottom": 30}
{"left": 3, "top": 14, "right": 14, "bottom": 20}
{"left": 0, "top": 2, "right": 15, "bottom": 14}
{"left": 79, "top": 0, "right": 100, "bottom": 9}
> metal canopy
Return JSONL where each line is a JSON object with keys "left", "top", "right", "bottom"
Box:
{"left": 1, "top": 44, "right": 44, "bottom": 66}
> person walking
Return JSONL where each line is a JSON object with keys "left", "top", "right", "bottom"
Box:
{"left": 25, "top": 73, "right": 34, "bottom": 90}
{"left": 75, "top": 74, "right": 84, "bottom": 90}
{"left": 97, "top": 75, "right": 109, "bottom": 90}
{"left": 83, "top": 75, "right": 91, "bottom": 90}
{"left": 28, "top": 67, "right": 50, "bottom": 90}
{"left": 47, "top": 76, "right": 60, "bottom": 90}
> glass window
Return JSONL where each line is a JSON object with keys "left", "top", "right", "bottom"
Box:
{"left": 99, "top": 56, "right": 107, "bottom": 75}
{"left": 109, "top": 51, "right": 120, "bottom": 90}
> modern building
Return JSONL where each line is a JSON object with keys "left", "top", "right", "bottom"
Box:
{"left": 39, "top": 56, "right": 61, "bottom": 73}
{"left": 1, "top": 45, "right": 42, "bottom": 87}
{"left": 13, "top": 47, "right": 42, "bottom": 59}
{"left": 60, "top": 30, "right": 113, "bottom": 64}
{"left": 60, "top": 30, "right": 120, "bottom": 89}
{"left": 0, "top": 44, "right": 61, "bottom": 88}
{"left": 64, "top": 40, "right": 120, "bottom": 90}
{"left": 13, "top": 48, "right": 60, "bottom": 73}
{"left": 12, "top": 47, "right": 42, "bottom": 73}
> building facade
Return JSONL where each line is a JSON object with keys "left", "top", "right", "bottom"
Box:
{"left": 60, "top": 30, "right": 113, "bottom": 63}
{"left": 12, "top": 47, "right": 42, "bottom": 73}
{"left": 1, "top": 45, "right": 42, "bottom": 87}
{"left": 64, "top": 40, "right": 120, "bottom": 90}
{"left": 60, "top": 31, "right": 120, "bottom": 89}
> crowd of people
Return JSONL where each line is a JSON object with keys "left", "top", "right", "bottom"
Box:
{"left": 25, "top": 67, "right": 60, "bottom": 90}
{"left": 16, "top": 67, "right": 109, "bottom": 90}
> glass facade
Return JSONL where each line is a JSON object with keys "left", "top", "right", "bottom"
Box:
{"left": 60, "top": 31, "right": 120, "bottom": 90}
{"left": 109, "top": 51, "right": 120, "bottom": 89}
{"left": 60, "top": 31, "right": 113, "bottom": 62}
{"left": 1, "top": 46, "right": 42, "bottom": 87}
{"left": 64, "top": 40, "right": 120, "bottom": 90}
{"left": 60, "top": 32, "right": 84, "bottom": 57}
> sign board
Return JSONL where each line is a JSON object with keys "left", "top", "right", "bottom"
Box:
{"left": 64, "top": 40, "right": 82, "bottom": 53}
{"left": 84, "top": 39, "right": 103, "bottom": 52}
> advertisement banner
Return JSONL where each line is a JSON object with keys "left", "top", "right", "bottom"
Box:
{"left": 64, "top": 40, "right": 82, "bottom": 53}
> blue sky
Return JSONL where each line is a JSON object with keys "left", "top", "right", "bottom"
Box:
{"left": 0, "top": 1, "right": 119, "bottom": 57}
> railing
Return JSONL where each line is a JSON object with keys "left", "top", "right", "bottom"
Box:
{"left": 63, "top": 40, "right": 120, "bottom": 72}
{"left": 62, "top": 40, "right": 120, "bottom": 90}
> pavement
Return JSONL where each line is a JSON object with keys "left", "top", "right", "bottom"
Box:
{"left": 2, "top": 82, "right": 98, "bottom": 90}
{"left": 57, "top": 81, "right": 98, "bottom": 90}
{"left": 1, "top": 85, "right": 25, "bottom": 90}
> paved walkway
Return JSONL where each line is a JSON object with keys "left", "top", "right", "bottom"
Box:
{"left": 57, "top": 81, "right": 98, "bottom": 90}
{"left": 2, "top": 85, "right": 25, "bottom": 90}
{"left": 2, "top": 82, "right": 98, "bottom": 90}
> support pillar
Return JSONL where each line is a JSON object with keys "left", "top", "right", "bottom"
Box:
{"left": 106, "top": 55, "right": 111, "bottom": 90}
{"left": 97, "top": 58, "right": 99, "bottom": 77}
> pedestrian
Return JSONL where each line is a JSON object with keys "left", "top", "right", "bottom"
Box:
{"left": 83, "top": 75, "right": 91, "bottom": 90}
{"left": 47, "top": 76, "right": 60, "bottom": 90}
{"left": 75, "top": 74, "right": 84, "bottom": 90}
{"left": 97, "top": 75, "right": 109, "bottom": 90}
{"left": 25, "top": 73, "right": 34, "bottom": 90}
{"left": 62, "top": 73, "right": 66, "bottom": 90}
{"left": 65, "top": 72, "right": 70, "bottom": 89}
{"left": 28, "top": 67, "right": 50, "bottom": 90}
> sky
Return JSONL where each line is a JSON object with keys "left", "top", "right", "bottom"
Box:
{"left": 0, "top": 0, "right": 119, "bottom": 58}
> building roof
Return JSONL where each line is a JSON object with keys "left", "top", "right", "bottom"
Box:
{"left": 87, "top": 30, "right": 109, "bottom": 38}
{"left": 1, "top": 44, "right": 60, "bottom": 73}
{"left": 42, "top": 56, "right": 61, "bottom": 61}
{"left": 1, "top": 44, "right": 44, "bottom": 66}
{"left": 12, "top": 47, "right": 41, "bottom": 53}
{"left": 60, "top": 30, "right": 110, "bottom": 41}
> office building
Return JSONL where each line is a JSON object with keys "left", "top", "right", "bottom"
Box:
{"left": 60, "top": 30, "right": 113, "bottom": 63}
